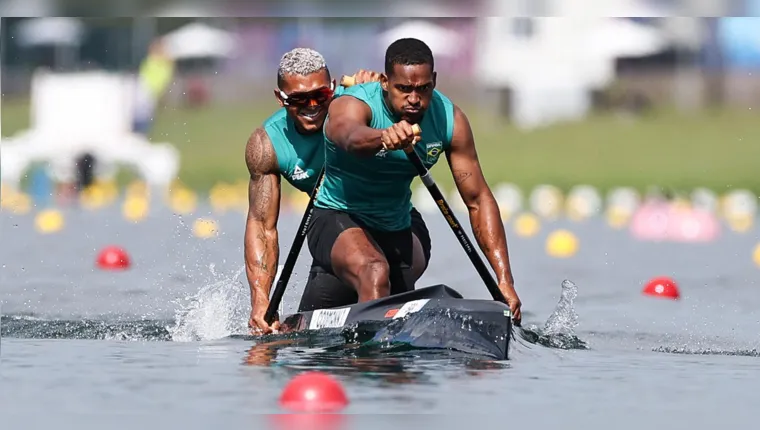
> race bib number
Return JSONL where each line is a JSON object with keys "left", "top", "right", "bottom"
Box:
{"left": 309, "top": 307, "right": 351, "bottom": 330}
{"left": 393, "top": 299, "right": 430, "bottom": 319}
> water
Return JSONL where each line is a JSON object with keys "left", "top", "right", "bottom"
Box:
{"left": 1, "top": 205, "right": 759, "bottom": 426}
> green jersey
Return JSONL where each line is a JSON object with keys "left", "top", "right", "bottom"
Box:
{"left": 315, "top": 82, "right": 455, "bottom": 231}
{"left": 262, "top": 85, "right": 346, "bottom": 193}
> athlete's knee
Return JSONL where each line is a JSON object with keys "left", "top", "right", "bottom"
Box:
{"left": 355, "top": 257, "right": 390, "bottom": 299}
{"left": 359, "top": 258, "right": 390, "bottom": 285}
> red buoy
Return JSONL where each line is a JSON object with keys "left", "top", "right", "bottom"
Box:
{"left": 96, "top": 246, "right": 131, "bottom": 270}
{"left": 642, "top": 276, "right": 680, "bottom": 300}
{"left": 279, "top": 371, "right": 348, "bottom": 412}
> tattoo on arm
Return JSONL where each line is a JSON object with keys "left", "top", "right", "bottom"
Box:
{"left": 453, "top": 170, "right": 473, "bottom": 187}
{"left": 244, "top": 128, "right": 281, "bottom": 303}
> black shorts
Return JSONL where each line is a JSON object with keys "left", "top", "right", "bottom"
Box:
{"left": 297, "top": 207, "right": 431, "bottom": 312}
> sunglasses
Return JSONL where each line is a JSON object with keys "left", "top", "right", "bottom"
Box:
{"left": 279, "top": 80, "right": 336, "bottom": 107}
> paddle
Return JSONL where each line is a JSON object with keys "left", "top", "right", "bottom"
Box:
{"left": 263, "top": 167, "right": 325, "bottom": 324}
{"left": 339, "top": 75, "right": 510, "bottom": 307}
{"left": 402, "top": 130, "right": 509, "bottom": 306}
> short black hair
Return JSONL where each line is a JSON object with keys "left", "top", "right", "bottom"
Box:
{"left": 384, "top": 38, "right": 434, "bottom": 76}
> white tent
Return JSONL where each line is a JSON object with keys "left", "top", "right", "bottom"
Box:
{"left": 378, "top": 20, "right": 462, "bottom": 58}
{"left": 586, "top": 18, "right": 669, "bottom": 58}
{"left": 162, "top": 22, "right": 236, "bottom": 60}
{"left": 0, "top": 70, "right": 180, "bottom": 191}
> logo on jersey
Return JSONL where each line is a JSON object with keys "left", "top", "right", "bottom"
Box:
{"left": 425, "top": 141, "right": 443, "bottom": 163}
{"left": 291, "top": 165, "right": 310, "bottom": 181}
{"left": 375, "top": 149, "right": 389, "bottom": 158}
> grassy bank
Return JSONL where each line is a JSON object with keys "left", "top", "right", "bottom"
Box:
{"left": 3, "top": 97, "right": 759, "bottom": 196}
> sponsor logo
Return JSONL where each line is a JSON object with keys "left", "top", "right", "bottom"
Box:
{"left": 292, "top": 165, "right": 309, "bottom": 180}
{"left": 425, "top": 141, "right": 442, "bottom": 163}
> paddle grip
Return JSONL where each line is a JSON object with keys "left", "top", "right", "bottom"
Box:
{"left": 340, "top": 75, "right": 356, "bottom": 87}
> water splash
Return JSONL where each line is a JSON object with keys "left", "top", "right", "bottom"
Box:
{"left": 166, "top": 266, "right": 250, "bottom": 341}
{"left": 166, "top": 264, "right": 285, "bottom": 342}
{"left": 517, "top": 280, "right": 588, "bottom": 350}
{"left": 543, "top": 279, "right": 579, "bottom": 336}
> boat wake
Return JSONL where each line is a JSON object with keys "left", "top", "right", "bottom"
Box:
{"left": 4, "top": 271, "right": 757, "bottom": 360}
{"left": 0, "top": 314, "right": 173, "bottom": 341}
{"left": 652, "top": 346, "right": 760, "bottom": 357}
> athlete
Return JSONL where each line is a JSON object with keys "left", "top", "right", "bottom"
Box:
{"left": 309, "top": 38, "right": 523, "bottom": 325}
{"left": 245, "top": 48, "right": 433, "bottom": 335}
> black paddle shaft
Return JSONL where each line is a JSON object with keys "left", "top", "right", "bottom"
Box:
{"left": 404, "top": 147, "right": 508, "bottom": 304}
{"left": 263, "top": 168, "right": 325, "bottom": 324}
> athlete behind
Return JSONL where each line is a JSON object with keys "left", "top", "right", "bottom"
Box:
{"left": 310, "top": 38, "right": 522, "bottom": 325}
{"left": 244, "top": 48, "right": 432, "bottom": 335}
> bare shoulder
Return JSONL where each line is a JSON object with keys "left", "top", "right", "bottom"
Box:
{"left": 451, "top": 104, "right": 475, "bottom": 147}
{"left": 328, "top": 94, "right": 371, "bottom": 118}
{"left": 245, "top": 127, "right": 278, "bottom": 177}
{"left": 325, "top": 95, "right": 372, "bottom": 142}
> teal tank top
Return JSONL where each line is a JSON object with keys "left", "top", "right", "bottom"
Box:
{"left": 263, "top": 85, "right": 346, "bottom": 193}
{"left": 316, "top": 82, "right": 455, "bottom": 231}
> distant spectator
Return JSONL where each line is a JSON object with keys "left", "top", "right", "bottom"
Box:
{"left": 134, "top": 38, "right": 175, "bottom": 136}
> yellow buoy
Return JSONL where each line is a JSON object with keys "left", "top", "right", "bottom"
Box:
{"left": 122, "top": 195, "right": 149, "bottom": 222}
{"left": 753, "top": 243, "right": 760, "bottom": 267}
{"left": 193, "top": 218, "right": 219, "bottom": 239}
{"left": 79, "top": 184, "right": 108, "bottom": 210}
{"left": 209, "top": 182, "right": 236, "bottom": 214}
{"left": 565, "top": 185, "right": 602, "bottom": 222}
{"left": 126, "top": 180, "right": 148, "bottom": 197}
{"left": 34, "top": 209, "right": 64, "bottom": 234}
{"left": 726, "top": 214, "right": 754, "bottom": 233}
{"left": 546, "top": 229, "right": 579, "bottom": 258}
{"left": 671, "top": 196, "right": 691, "bottom": 211}
{"left": 98, "top": 180, "right": 119, "bottom": 203}
{"left": 605, "top": 206, "right": 631, "bottom": 229}
{"left": 513, "top": 213, "right": 540, "bottom": 238}
{"left": 1, "top": 190, "right": 32, "bottom": 215}
{"left": 529, "top": 185, "right": 564, "bottom": 219}
{"left": 169, "top": 188, "right": 198, "bottom": 215}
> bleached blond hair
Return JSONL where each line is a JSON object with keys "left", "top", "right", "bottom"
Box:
{"left": 277, "top": 47, "right": 329, "bottom": 86}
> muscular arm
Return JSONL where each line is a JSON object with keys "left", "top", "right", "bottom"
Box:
{"left": 244, "top": 127, "right": 282, "bottom": 311}
{"left": 324, "top": 96, "right": 383, "bottom": 157}
{"left": 446, "top": 105, "right": 515, "bottom": 290}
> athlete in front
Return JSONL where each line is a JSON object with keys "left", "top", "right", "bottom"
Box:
{"left": 310, "top": 38, "right": 523, "bottom": 324}
{"left": 244, "top": 48, "right": 433, "bottom": 335}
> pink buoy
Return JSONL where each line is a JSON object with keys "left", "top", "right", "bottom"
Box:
{"left": 630, "top": 201, "right": 670, "bottom": 241}
{"left": 667, "top": 207, "right": 719, "bottom": 243}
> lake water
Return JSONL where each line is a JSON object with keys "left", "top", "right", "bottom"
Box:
{"left": 1, "top": 204, "right": 758, "bottom": 427}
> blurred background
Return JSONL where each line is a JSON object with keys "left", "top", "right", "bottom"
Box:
{"left": 1, "top": 0, "right": 759, "bottom": 244}
{"left": 1, "top": 2, "right": 759, "bottom": 420}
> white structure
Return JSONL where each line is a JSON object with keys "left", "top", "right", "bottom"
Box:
{"left": 378, "top": 20, "right": 463, "bottom": 58}
{"left": 475, "top": 0, "right": 670, "bottom": 129}
{"left": 0, "top": 69, "right": 180, "bottom": 191}
{"left": 162, "top": 22, "right": 236, "bottom": 60}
